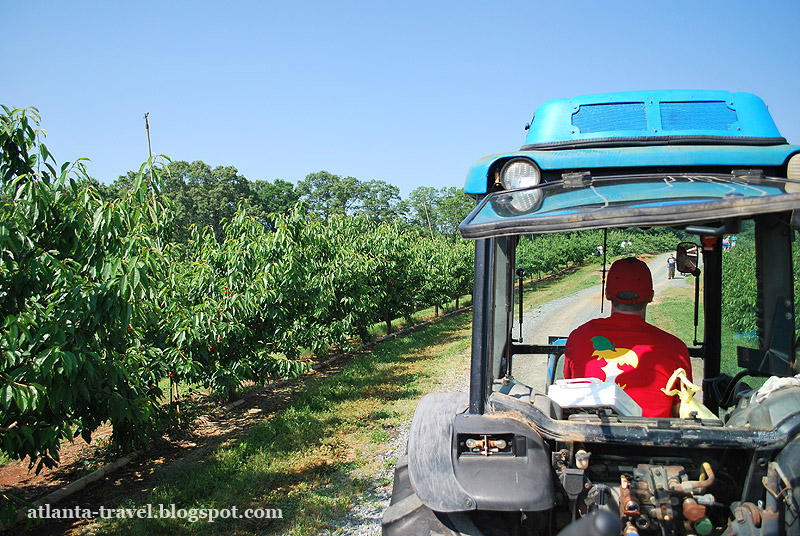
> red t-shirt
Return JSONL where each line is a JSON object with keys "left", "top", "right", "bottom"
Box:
{"left": 564, "top": 313, "right": 692, "bottom": 418}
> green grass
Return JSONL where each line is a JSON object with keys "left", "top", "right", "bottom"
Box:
{"left": 647, "top": 276, "right": 703, "bottom": 349}
{"left": 81, "top": 313, "right": 473, "bottom": 536}
{"left": 520, "top": 262, "right": 604, "bottom": 310}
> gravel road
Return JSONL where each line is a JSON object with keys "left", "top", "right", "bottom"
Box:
{"left": 324, "top": 253, "right": 699, "bottom": 535}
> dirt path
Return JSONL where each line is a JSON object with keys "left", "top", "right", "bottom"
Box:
{"left": 513, "top": 253, "right": 702, "bottom": 393}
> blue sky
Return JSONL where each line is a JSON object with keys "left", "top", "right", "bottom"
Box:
{"left": 5, "top": 0, "right": 800, "bottom": 198}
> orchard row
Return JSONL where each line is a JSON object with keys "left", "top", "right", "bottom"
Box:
{"left": 0, "top": 107, "right": 678, "bottom": 477}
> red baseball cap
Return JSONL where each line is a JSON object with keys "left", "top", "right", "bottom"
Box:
{"left": 605, "top": 257, "right": 654, "bottom": 304}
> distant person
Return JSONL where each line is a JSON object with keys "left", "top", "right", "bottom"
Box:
{"left": 667, "top": 254, "right": 676, "bottom": 279}
{"left": 563, "top": 258, "right": 692, "bottom": 417}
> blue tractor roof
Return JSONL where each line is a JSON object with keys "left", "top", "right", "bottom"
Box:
{"left": 465, "top": 90, "right": 800, "bottom": 195}
{"left": 523, "top": 90, "right": 783, "bottom": 148}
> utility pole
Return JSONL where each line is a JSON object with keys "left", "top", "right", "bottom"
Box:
{"left": 144, "top": 112, "right": 153, "bottom": 182}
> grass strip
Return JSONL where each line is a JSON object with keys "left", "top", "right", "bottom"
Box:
{"left": 647, "top": 277, "right": 703, "bottom": 348}
{"left": 82, "top": 314, "right": 471, "bottom": 536}
{"left": 520, "top": 262, "right": 603, "bottom": 311}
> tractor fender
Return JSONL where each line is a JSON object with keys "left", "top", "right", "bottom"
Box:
{"left": 407, "top": 392, "right": 475, "bottom": 512}
{"left": 407, "top": 392, "right": 555, "bottom": 513}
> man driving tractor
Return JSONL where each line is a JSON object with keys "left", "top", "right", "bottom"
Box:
{"left": 563, "top": 257, "right": 692, "bottom": 417}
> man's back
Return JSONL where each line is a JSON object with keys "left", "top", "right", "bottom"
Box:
{"left": 564, "top": 313, "right": 692, "bottom": 418}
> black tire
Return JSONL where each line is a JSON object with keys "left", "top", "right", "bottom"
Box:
{"left": 381, "top": 455, "right": 529, "bottom": 536}
{"left": 382, "top": 455, "right": 478, "bottom": 535}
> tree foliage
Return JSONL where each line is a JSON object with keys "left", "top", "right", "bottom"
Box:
{"left": 721, "top": 234, "right": 758, "bottom": 335}
{"left": 296, "top": 170, "right": 405, "bottom": 222}
{"left": 111, "top": 161, "right": 256, "bottom": 243}
{"left": 719, "top": 226, "right": 800, "bottom": 338}
{"left": 251, "top": 178, "right": 300, "bottom": 224}
{"left": 0, "top": 106, "right": 171, "bottom": 471}
{"left": 516, "top": 228, "right": 679, "bottom": 278}
{"left": 406, "top": 186, "right": 473, "bottom": 240}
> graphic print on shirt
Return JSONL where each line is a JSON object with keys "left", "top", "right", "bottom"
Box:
{"left": 588, "top": 336, "right": 639, "bottom": 387}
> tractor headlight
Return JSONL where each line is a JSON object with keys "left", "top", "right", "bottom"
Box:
{"left": 788, "top": 153, "right": 800, "bottom": 181}
{"left": 500, "top": 158, "right": 541, "bottom": 190}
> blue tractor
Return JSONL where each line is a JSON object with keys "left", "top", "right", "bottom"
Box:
{"left": 383, "top": 91, "right": 800, "bottom": 536}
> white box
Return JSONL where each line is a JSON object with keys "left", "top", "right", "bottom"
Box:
{"left": 547, "top": 378, "right": 642, "bottom": 417}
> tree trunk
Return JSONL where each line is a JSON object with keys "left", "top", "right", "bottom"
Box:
{"left": 386, "top": 315, "right": 392, "bottom": 335}
{"left": 435, "top": 304, "right": 439, "bottom": 317}
{"left": 357, "top": 324, "right": 370, "bottom": 343}
{"left": 456, "top": 295, "right": 460, "bottom": 309}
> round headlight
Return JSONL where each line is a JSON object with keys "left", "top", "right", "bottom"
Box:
{"left": 500, "top": 158, "right": 541, "bottom": 190}
{"left": 788, "top": 153, "right": 800, "bottom": 181}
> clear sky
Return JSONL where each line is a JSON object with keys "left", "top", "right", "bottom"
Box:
{"left": 5, "top": 0, "right": 800, "bottom": 198}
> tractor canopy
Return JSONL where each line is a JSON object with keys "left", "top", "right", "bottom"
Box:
{"left": 464, "top": 90, "right": 800, "bottom": 196}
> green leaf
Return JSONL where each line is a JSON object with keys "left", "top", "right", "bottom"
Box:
{"left": 590, "top": 336, "right": 615, "bottom": 352}
{"left": 62, "top": 351, "right": 77, "bottom": 374}
{"left": 92, "top": 207, "right": 105, "bottom": 234}
{"left": 132, "top": 266, "right": 141, "bottom": 290}
{"left": 1, "top": 385, "right": 12, "bottom": 409}
{"left": 13, "top": 388, "right": 28, "bottom": 413}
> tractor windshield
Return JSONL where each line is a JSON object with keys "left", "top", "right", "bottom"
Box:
{"left": 460, "top": 174, "right": 800, "bottom": 239}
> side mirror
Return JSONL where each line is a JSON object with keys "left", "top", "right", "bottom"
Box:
{"left": 676, "top": 242, "right": 701, "bottom": 276}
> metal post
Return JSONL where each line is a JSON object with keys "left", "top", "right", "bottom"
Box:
{"left": 421, "top": 197, "right": 435, "bottom": 239}
{"left": 469, "top": 238, "right": 494, "bottom": 414}
{"left": 600, "top": 229, "right": 608, "bottom": 313}
{"left": 702, "top": 236, "right": 722, "bottom": 413}
{"left": 144, "top": 112, "right": 154, "bottom": 182}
